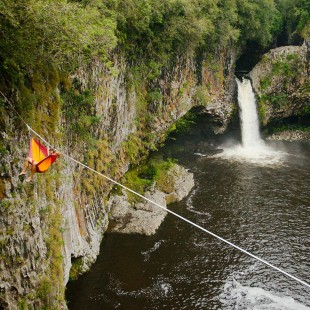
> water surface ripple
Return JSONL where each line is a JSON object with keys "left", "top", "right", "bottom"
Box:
{"left": 66, "top": 140, "right": 310, "bottom": 309}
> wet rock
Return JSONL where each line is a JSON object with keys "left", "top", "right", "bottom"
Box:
{"left": 194, "top": 146, "right": 224, "bottom": 157}
{"left": 249, "top": 45, "right": 307, "bottom": 96}
{"left": 199, "top": 96, "right": 235, "bottom": 134}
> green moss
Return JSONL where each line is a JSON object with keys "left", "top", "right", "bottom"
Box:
{"left": 259, "top": 53, "right": 303, "bottom": 94}
{"left": 120, "top": 156, "right": 176, "bottom": 202}
{"left": 147, "top": 60, "right": 162, "bottom": 81}
{"left": 18, "top": 299, "right": 27, "bottom": 310}
{"left": 120, "top": 133, "right": 147, "bottom": 165}
{"left": 0, "top": 238, "right": 6, "bottom": 251}
{"left": 121, "top": 170, "right": 153, "bottom": 201}
{"left": 272, "top": 124, "right": 310, "bottom": 133}
{"left": 193, "top": 85, "right": 210, "bottom": 106}
{"left": 69, "top": 257, "right": 84, "bottom": 281}
{"left": 0, "top": 199, "right": 11, "bottom": 210}
{"left": 0, "top": 144, "right": 8, "bottom": 158}
{"left": 36, "top": 278, "right": 53, "bottom": 305}
{"left": 260, "top": 77, "right": 272, "bottom": 90}
{"left": 298, "top": 104, "right": 310, "bottom": 116}
{"left": 257, "top": 51, "right": 307, "bottom": 126}
{"left": 269, "top": 93, "right": 288, "bottom": 108}
{"left": 146, "top": 90, "right": 163, "bottom": 103}
{"left": 272, "top": 54, "right": 301, "bottom": 77}
{"left": 61, "top": 82, "right": 100, "bottom": 144}
{"left": 31, "top": 172, "right": 65, "bottom": 308}
{"left": 167, "top": 111, "right": 197, "bottom": 136}
{"left": 14, "top": 63, "right": 64, "bottom": 135}
{"left": 258, "top": 96, "right": 268, "bottom": 124}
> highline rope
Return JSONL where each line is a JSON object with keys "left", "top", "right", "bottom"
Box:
{"left": 1, "top": 91, "right": 310, "bottom": 290}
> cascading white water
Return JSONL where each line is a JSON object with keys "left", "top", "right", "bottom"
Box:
{"left": 218, "top": 77, "right": 284, "bottom": 164}
{"left": 236, "top": 78, "right": 264, "bottom": 149}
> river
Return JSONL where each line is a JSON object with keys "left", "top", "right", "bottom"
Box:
{"left": 66, "top": 127, "right": 310, "bottom": 309}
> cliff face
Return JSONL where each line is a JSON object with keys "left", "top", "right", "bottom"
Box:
{"left": 0, "top": 48, "right": 235, "bottom": 308}
{"left": 249, "top": 44, "right": 309, "bottom": 126}
{"left": 1, "top": 40, "right": 308, "bottom": 308}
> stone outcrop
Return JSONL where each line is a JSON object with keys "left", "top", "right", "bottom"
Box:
{"left": 249, "top": 44, "right": 309, "bottom": 125}
{"left": 107, "top": 164, "right": 194, "bottom": 236}
{"left": 107, "top": 189, "right": 167, "bottom": 236}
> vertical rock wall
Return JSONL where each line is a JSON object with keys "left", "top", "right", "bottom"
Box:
{"left": 0, "top": 49, "right": 235, "bottom": 308}
{"left": 249, "top": 44, "right": 309, "bottom": 125}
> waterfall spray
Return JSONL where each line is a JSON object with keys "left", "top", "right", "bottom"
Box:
{"left": 219, "top": 78, "right": 283, "bottom": 163}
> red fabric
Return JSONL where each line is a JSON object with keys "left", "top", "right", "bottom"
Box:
{"left": 50, "top": 153, "right": 59, "bottom": 165}
{"left": 29, "top": 138, "right": 48, "bottom": 162}
{"left": 36, "top": 153, "right": 59, "bottom": 173}
{"left": 28, "top": 138, "right": 59, "bottom": 173}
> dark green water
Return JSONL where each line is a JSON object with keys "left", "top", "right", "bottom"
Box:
{"left": 66, "top": 133, "right": 310, "bottom": 309}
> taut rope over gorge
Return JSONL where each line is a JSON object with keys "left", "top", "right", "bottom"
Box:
{"left": 1, "top": 91, "right": 310, "bottom": 291}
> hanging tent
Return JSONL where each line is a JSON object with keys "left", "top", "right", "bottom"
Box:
{"left": 29, "top": 138, "right": 58, "bottom": 173}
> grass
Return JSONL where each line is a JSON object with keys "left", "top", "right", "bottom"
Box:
{"left": 69, "top": 257, "right": 84, "bottom": 281}
{"left": 116, "top": 156, "right": 177, "bottom": 203}
{"left": 272, "top": 124, "right": 310, "bottom": 133}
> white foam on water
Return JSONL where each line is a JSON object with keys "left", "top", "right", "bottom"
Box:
{"left": 194, "top": 152, "right": 208, "bottom": 157}
{"left": 141, "top": 240, "right": 165, "bottom": 262}
{"left": 186, "top": 205, "right": 211, "bottom": 216}
{"left": 114, "top": 278, "right": 173, "bottom": 300}
{"left": 219, "top": 144, "right": 286, "bottom": 165}
{"left": 186, "top": 187, "right": 211, "bottom": 216}
{"left": 220, "top": 280, "right": 310, "bottom": 310}
{"left": 160, "top": 283, "right": 172, "bottom": 297}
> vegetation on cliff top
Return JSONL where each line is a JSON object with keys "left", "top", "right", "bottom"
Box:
{"left": 276, "top": 0, "right": 310, "bottom": 41}
{"left": 0, "top": 0, "right": 308, "bottom": 130}
{"left": 1, "top": 0, "right": 307, "bottom": 140}
{"left": 0, "top": 0, "right": 307, "bottom": 131}
{"left": 1, "top": 0, "right": 308, "bottom": 85}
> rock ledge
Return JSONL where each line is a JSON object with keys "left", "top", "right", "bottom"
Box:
{"left": 107, "top": 164, "right": 194, "bottom": 235}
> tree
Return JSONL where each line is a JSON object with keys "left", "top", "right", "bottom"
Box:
{"left": 236, "top": 0, "right": 280, "bottom": 47}
{"left": 0, "top": 0, "right": 117, "bottom": 74}
{"left": 276, "top": 0, "right": 310, "bottom": 40}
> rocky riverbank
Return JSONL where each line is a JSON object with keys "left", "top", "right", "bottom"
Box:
{"left": 267, "top": 130, "right": 310, "bottom": 142}
{"left": 107, "top": 164, "right": 194, "bottom": 236}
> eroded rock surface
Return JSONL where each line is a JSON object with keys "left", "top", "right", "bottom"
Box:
{"left": 108, "top": 165, "right": 194, "bottom": 235}
{"left": 249, "top": 44, "right": 309, "bottom": 125}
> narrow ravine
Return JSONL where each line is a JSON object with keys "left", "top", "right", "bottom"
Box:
{"left": 66, "top": 117, "right": 310, "bottom": 309}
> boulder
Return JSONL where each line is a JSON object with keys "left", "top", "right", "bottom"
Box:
{"left": 107, "top": 164, "right": 194, "bottom": 235}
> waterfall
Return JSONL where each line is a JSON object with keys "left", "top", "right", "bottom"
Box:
{"left": 236, "top": 78, "right": 265, "bottom": 149}
{"left": 218, "top": 78, "right": 283, "bottom": 163}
